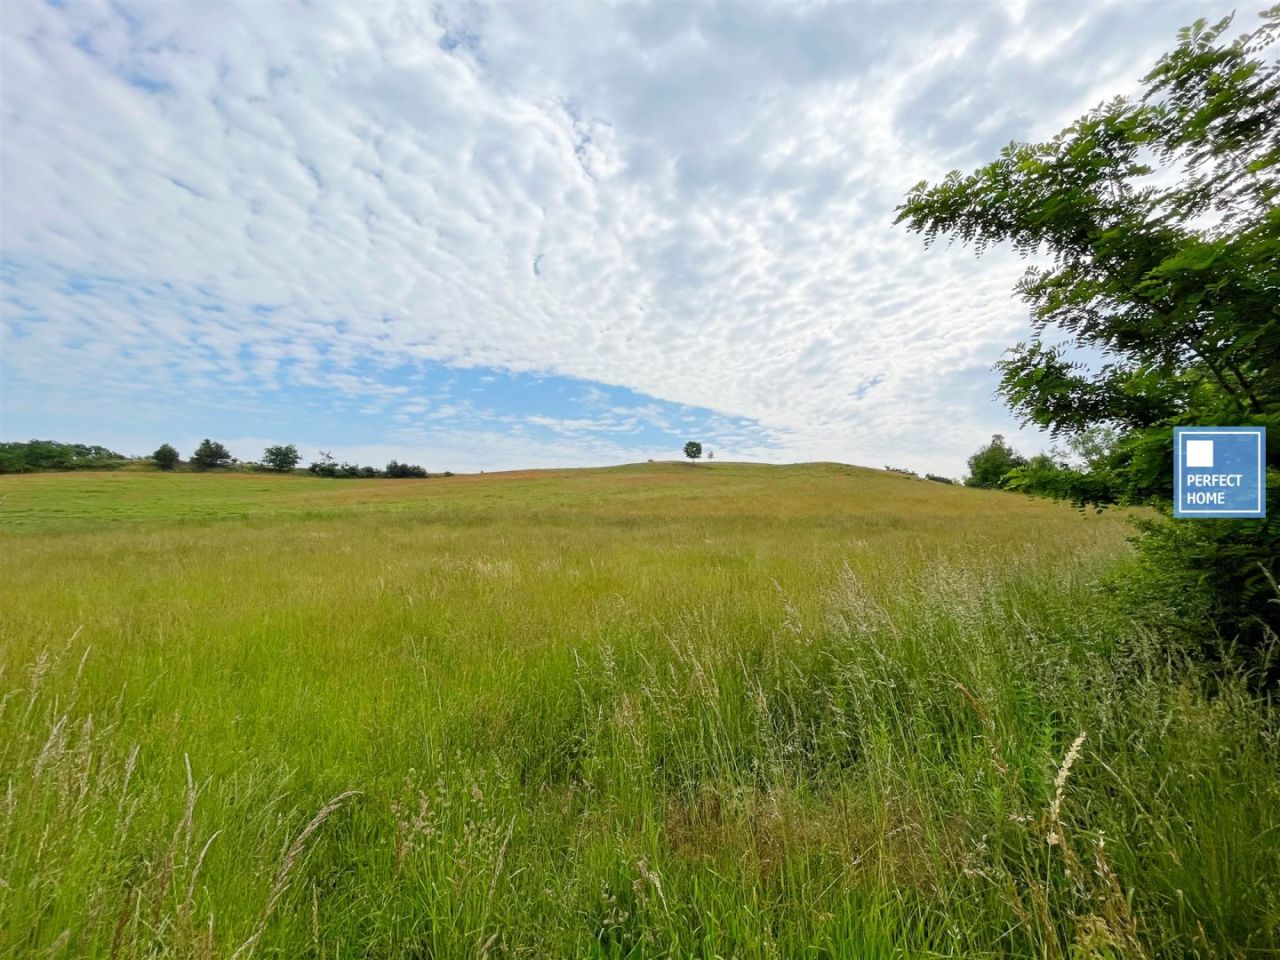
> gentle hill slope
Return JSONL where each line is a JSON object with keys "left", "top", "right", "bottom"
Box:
{"left": 0, "top": 459, "right": 1097, "bottom": 530}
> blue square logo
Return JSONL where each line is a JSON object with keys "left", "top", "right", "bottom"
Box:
{"left": 1174, "top": 427, "right": 1266, "bottom": 518}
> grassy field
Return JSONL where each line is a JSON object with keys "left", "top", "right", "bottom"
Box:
{"left": 1, "top": 463, "right": 1277, "bottom": 958}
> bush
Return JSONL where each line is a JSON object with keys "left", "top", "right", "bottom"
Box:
{"left": 152, "top": 443, "right": 180, "bottom": 471}
{"left": 1113, "top": 480, "right": 1280, "bottom": 682}
{"left": 924, "top": 473, "right": 954, "bottom": 485}
{"left": 303, "top": 455, "right": 429, "bottom": 480}
{"left": 308, "top": 460, "right": 338, "bottom": 478}
{"left": 385, "top": 460, "right": 428, "bottom": 479}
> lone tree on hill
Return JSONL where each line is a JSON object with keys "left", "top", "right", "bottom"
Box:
{"left": 191, "top": 439, "right": 232, "bottom": 470}
{"left": 262, "top": 443, "right": 301, "bottom": 473}
{"left": 684, "top": 441, "right": 703, "bottom": 462}
{"left": 152, "top": 443, "right": 180, "bottom": 471}
{"left": 897, "top": 10, "right": 1280, "bottom": 663}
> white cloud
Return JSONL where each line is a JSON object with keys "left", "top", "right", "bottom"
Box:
{"left": 0, "top": 0, "right": 1235, "bottom": 474}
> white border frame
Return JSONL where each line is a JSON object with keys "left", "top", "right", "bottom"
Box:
{"left": 1175, "top": 428, "right": 1264, "bottom": 516}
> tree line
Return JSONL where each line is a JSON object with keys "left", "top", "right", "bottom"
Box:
{"left": 0, "top": 440, "right": 129, "bottom": 474}
{"left": 149, "top": 440, "right": 442, "bottom": 478}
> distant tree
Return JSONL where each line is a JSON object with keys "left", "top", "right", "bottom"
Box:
{"left": 1003, "top": 428, "right": 1123, "bottom": 504}
{"left": 707, "top": 449, "right": 715, "bottom": 460}
{"left": 964, "top": 434, "right": 1026, "bottom": 489}
{"left": 262, "top": 443, "right": 301, "bottom": 473}
{"left": 191, "top": 439, "right": 232, "bottom": 470}
{"left": 152, "top": 443, "right": 180, "bottom": 471}
{"left": 683, "top": 441, "right": 703, "bottom": 462}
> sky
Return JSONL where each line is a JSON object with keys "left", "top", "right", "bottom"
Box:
{"left": 0, "top": 0, "right": 1238, "bottom": 475}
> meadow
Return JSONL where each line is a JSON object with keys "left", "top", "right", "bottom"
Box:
{"left": 1, "top": 463, "right": 1277, "bottom": 958}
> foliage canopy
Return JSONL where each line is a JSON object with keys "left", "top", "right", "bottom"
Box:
{"left": 0, "top": 440, "right": 126, "bottom": 474}
{"left": 965, "top": 434, "right": 1027, "bottom": 488}
{"left": 152, "top": 443, "right": 180, "bottom": 471}
{"left": 898, "top": 10, "right": 1280, "bottom": 665}
{"left": 191, "top": 439, "right": 232, "bottom": 470}
{"left": 263, "top": 443, "right": 301, "bottom": 473}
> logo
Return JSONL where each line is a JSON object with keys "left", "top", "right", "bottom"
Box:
{"left": 1173, "top": 427, "right": 1266, "bottom": 519}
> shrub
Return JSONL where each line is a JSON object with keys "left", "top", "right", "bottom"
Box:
{"left": 385, "top": 460, "right": 428, "bottom": 479}
{"left": 1113, "top": 483, "right": 1280, "bottom": 683}
{"left": 151, "top": 443, "right": 180, "bottom": 471}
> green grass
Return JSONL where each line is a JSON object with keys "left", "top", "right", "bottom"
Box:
{"left": 1, "top": 463, "right": 1277, "bottom": 958}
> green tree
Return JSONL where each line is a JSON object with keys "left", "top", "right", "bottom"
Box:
{"left": 262, "top": 443, "right": 301, "bottom": 473}
{"left": 965, "top": 434, "right": 1026, "bottom": 488}
{"left": 683, "top": 441, "right": 703, "bottom": 462}
{"left": 385, "top": 460, "right": 428, "bottom": 478}
{"left": 0, "top": 441, "right": 122, "bottom": 473}
{"left": 191, "top": 439, "right": 231, "bottom": 470}
{"left": 897, "top": 10, "right": 1279, "bottom": 664}
{"left": 152, "top": 443, "right": 180, "bottom": 471}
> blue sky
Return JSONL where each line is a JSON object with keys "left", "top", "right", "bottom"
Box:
{"left": 0, "top": 0, "right": 1234, "bottom": 473}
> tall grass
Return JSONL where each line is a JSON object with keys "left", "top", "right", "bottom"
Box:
{"left": 1, "top": 465, "right": 1276, "bottom": 957}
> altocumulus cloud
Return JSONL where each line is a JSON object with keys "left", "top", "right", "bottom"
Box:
{"left": 0, "top": 0, "right": 1232, "bottom": 473}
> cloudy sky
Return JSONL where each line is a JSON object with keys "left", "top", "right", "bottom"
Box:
{"left": 0, "top": 0, "right": 1235, "bottom": 474}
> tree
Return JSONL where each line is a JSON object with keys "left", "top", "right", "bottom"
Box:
{"left": 385, "top": 460, "right": 428, "bottom": 478}
{"left": 152, "top": 443, "right": 180, "bottom": 471}
{"left": 964, "top": 434, "right": 1026, "bottom": 488}
{"left": 684, "top": 441, "right": 703, "bottom": 462}
{"left": 308, "top": 450, "right": 338, "bottom": 477}
{"left": 0, "top": 440, "right": 126, "bottom": 473}
{"left": 262, "top": 443, "right": 301, "bottom": 473}
{"left": 897, "top": 10, "right": 1279, "bottom": 664}
{"left": 191, "top": 439, "right": 231, "bottom": 470}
